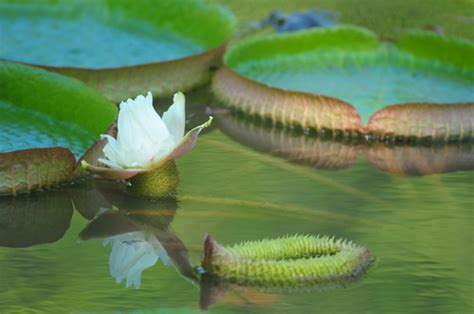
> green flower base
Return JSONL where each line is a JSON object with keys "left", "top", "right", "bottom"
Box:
{"left": 128, "top": 160, "right": 179, "bottom": 198}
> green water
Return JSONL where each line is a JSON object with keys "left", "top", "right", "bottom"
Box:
{"left": 0, "top": 108, "right": 473, "bottom": 312}
{"left": 0, "top": 100, "right": 95, "bottom": 157}
{"left": 0, "top": 15, "right": 204, "bottom": 68}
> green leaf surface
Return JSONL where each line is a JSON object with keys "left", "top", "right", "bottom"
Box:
{"left": 214, "top": 26, "right": 474, "bottom": 140}
{"left": 0, "top": 0, "right": 236, "bottom": 101}
{"left": 0, "top": 61, "right": 117, "bottom": 195}
{"left": 0, "top": 61, "right": 117, "bottom": 147}
{"left": 0, "top": 0, "right": 234, "bottom": 68}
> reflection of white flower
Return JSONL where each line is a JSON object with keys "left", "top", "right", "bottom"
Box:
{"left": 99, "top": 92, "right": 185, "bottom": 171}
{"left": 104, "top": 231, "right": 171, "bottom": 289}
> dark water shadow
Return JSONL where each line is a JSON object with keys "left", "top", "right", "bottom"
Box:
{"left": 0, "top": 189, "right": 73, "bottom": 248}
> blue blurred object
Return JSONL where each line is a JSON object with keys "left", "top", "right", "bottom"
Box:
{"left": 263, "top": 9, "right": 337, "bottom": 32}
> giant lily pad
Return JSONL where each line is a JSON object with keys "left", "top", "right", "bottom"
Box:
{"left": 0, "top": 0, "right": 236, "bottom": 102}
{"left": 212, "top": 26, "right": 474, "bottom": 141}
{"left": 0, "top": 61, "right": 117, "bottom": 195}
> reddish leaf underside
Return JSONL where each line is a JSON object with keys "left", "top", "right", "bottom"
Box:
{"left": 165, "top": 116, "right": 214, "bottom": 161}
{"left": 38, "top": 44, "right": 227, "bottom": 103}
{"left": 212, "top": 66, "right": 365, "bottom": 135}
{"left": 76, "top": 122, "right": 118, "bottom": 178}
{"left": 0, "top": 147, "right": 77, "bottom": 196}
{"left": 367, "top": 102, "right": 474, "bottom": 141}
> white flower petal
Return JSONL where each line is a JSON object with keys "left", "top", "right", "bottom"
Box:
{"left": 100, "top": 91, "right": 188, "bottom": 171}
{"left": 162, "top": 92, "right": 185, "bottom": 146}
{"left": 97, "top": 157, "right": 121, "bottom": 169}
{"left": 148, "top": 234, "right": 172, "bottom": 267}
{"left": 104, "top": 231, "right": 171, "bottom": 289}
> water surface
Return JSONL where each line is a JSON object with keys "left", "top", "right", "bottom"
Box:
{"left": 0, "top": 122, "right": 472, "bottom": 313}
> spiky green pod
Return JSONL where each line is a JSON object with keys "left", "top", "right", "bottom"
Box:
{"left": 128, "top": 160, "right": 179, "bottom": 198}
{"left": 202, "top": 234, "right": 374, "bottom": 289}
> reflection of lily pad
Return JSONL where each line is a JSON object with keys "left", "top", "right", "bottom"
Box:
{"left": 0, "top": 61, "right": 117, "bottom": 195}
{"left": 213, "top": 26, "right": 474, "bottom": 141}
{"left": 0, "top": 190, "right": 73, "bottom": 247}
{"left": 366, "top": 143, "right": 474, "bottom": 176}
{"left": 216, "top": 112, "right": 474, "bottom": 176}
{"left": 1, "top": 0, "right": 236, "bottom": 102}
{"left": 216, "top": 113, "right": 360, "bottom": 170}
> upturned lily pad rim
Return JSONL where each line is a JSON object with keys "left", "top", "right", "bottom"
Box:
{"left": 225, "top": 25, "right": 379, "bottom": 67}
{"left": 0, "top": 0, "right": 237, "bottom": 102}
{"left": 224, "top": 25, "right": 474, "bottom": 71}
{"left": 214, "top": 25, "right": 474, "bottom": 141}
{"left": 0, "top": 0, "right": 237, "bottom": 70}
{"left": 0, "top": 61, "right": 117, "bottom": 195}
{"left": 0, "top": 60, "right": 117, "bottom": 138}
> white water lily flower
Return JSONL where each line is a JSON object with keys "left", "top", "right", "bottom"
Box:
{"left": 104, "top": 231, "right": 171, "bottom": 289}
{"left": 99, "top": 91, "right": 184, "bottom": 170}
{"left": 83, "top": 91, "right": 212, "bottom": 180}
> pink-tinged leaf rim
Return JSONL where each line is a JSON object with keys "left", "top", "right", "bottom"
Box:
{"left": 0, "top": 147, "right": 78, "bottom": 196}
{"left": 165, "top": 116, "right": 214, "bottom": 161}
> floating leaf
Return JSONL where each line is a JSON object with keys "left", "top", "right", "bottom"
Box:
{"left": 202, "top": 234, "right": 374, "bottom": 289}
{"left": 0, "top": 61, "right": 117, "bottom": 195}
{"left": 213, "top": 26, "right": 474, "bottom": 141}
{"left": 213, "top": 66, "right": 365, "bottom": 135}
{"left": 1, "top": 0, "right": 236, "bottom": 102}
{"left": 0, "top": 148, "right": 77, "bottom": 196}
{"left": 367, "top": 102, "right": 473, "bottom": 142}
